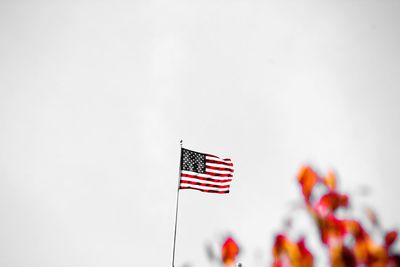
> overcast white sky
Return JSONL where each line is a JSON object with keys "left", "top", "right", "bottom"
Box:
{"left": 1, "top": 0, "right": 400, "bottom": 266}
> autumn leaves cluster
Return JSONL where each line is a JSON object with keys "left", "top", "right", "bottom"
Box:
{"left": 218, "top": 166, "right": 399, "bottom": 266}
{"left": 272, "top": 166, "right": 399, "bottom": 267}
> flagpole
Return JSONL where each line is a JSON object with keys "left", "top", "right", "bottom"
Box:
{"left": 172, "top": 140, "right": 183, "bottom": 267}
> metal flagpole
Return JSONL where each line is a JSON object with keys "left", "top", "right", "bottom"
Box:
{"left": 172, "top": 140, "right": 183, "bottom": 267}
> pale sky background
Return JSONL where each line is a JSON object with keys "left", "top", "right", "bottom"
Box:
{"left": 1, "top": 0, "right": 400, "bottom": 266}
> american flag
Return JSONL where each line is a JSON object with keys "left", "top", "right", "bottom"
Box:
{"left": 179, "top": 148, "right": 234, "bottom": 194}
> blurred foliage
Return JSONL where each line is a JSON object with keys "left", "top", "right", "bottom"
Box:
{"left": 272, "top": 165, "right": 399, "bottom": 267}
{"left": 204, "top": 165, "right": 399, "bottom": 267}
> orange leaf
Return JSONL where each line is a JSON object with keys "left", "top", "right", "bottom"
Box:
{"left": 222, "top": 236, "right": 239, "bottom": 266}
{"left": 324, "top": 170, "right": 337, "bottom": 191}
{"left": 297, "top": 166, "right": 319, "bottom": 202}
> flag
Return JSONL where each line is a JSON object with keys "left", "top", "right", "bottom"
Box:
{"left": 179, "top": 148, "right": 234, "bottom": 194}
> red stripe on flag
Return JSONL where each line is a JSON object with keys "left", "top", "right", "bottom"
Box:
{"left": 205, "top": 165, "right": 234, "bottom": 172}
{"left": 204, "top": 171, "right": 233, "bottom": 177}
{"left": 180, "top": 180, "right": 231, "bottom": 189}
{"left": 181, "top": 173, "right": 232, "bottom": 183}
{"left": 206, "top": 154, "right": 231, "bottom": 161}
{"left": 206, "top": 159, "right": 233, "bottom": 167}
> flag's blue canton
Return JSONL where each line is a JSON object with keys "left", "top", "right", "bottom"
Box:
{"left": 181, "top": 148, "right": 206, "bottom": 173}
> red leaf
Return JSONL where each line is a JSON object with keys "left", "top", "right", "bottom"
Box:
{"left": 385, "top": 231, "right": 398, "bottom": 248}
